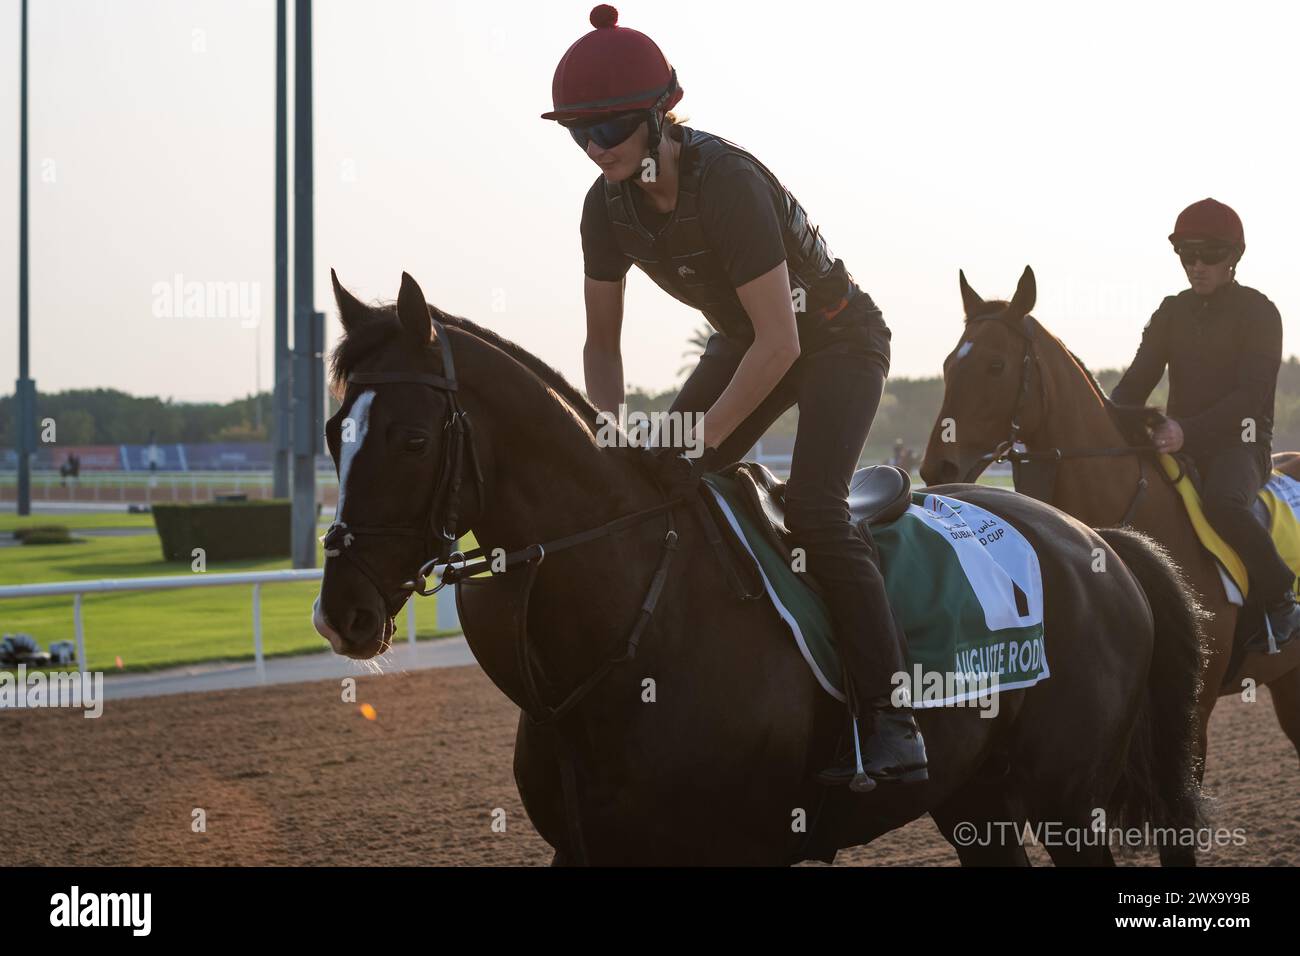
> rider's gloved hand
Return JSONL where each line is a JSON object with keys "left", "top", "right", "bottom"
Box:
{"left": 647, "top": 444, "right": 721, "bottom": 500}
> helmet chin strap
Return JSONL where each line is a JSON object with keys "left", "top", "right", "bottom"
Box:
{"left": 640, "top": 69, "right": 678, "bottom": 182}
{"left": 643, "top": 111, "right": 664, "bottom": 179}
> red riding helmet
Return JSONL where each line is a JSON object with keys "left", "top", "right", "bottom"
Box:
{"left": 1168, "top": 198, "right": 1245, "bottom": 251}
{"left": 540, "top": 5, "right": 683, "bottom": 122}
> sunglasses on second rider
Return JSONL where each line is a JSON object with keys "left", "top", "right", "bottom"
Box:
{"left": 563, "top": 110, "right": 648, "bottom": 151}
{"left": 1174, "top": 242, "right": 1235, "bottom": 267}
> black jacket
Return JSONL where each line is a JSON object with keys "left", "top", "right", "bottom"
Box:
{"left": 1111, "top": 281, "right": 1282, "bottom": 462}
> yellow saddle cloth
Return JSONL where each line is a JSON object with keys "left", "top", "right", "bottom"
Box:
{"left": 1159, "top": 454, "right": 1300, "bottom": 601}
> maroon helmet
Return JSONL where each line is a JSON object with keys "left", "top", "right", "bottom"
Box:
{"left": 541, "top": 6, "right": 683, "bottom": 123}
{"left": 1169, "top": 198, "right": 1245, "bottom": 251}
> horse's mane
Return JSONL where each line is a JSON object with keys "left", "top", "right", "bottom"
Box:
{"left": 329, "top": 302, "right": 601, "bottom": 428}
{"left": 1061, "top": 344, "right": 1159, "bottom": 445}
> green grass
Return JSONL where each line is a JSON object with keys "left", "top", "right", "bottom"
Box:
{"left": 0, "top": 529, "right": 458, "bottom": 674}
{"left": 0, "top": 512, "right": 159, "bottom": 534}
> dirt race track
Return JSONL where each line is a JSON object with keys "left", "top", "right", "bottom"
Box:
{"left": 2, "top": 664, "right": 1297, "bottom": 866}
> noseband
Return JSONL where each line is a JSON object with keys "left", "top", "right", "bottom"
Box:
{"left": 321, "top": 312, "right": 485, "bottom": 603}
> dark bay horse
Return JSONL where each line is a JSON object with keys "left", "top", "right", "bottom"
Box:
{"left": 314, "top": 271, "right": 1204, "bottom": 865}
{"left": 920, "top": 267, "right": 1300, "bottom": 797}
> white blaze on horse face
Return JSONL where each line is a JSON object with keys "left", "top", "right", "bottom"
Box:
{"left": 335, "top": 390, "right": 375, "bottom": 522}
{"left": 954, "top": 341, "right": 974, "bottom": 363}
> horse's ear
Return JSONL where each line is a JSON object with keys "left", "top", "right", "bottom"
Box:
{"left": 958, "top": 270, "right": 984, "bottom": 320}
{"left": 1009, "top": 266, "right": 1037, "bottom": 318}
{"left": 331, "top": 269, "right": 372, "bottom": 333}
{"left": 396, "top": 272, "right": 435, "bottom": 345}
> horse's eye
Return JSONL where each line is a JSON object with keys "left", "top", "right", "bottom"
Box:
{"left": 404, "top": 437, "right": 428, "bottom": 453}
{"left": 988, "top": 359, "right": 1005, "bottom": 375}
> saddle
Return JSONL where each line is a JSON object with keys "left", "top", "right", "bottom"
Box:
{"left": 713, "top": 461, "right": 912, "bottom": 568}
{"left": 1163, "top": 451, "right": 1300, "bottom": 669}
{"left": 1169, "top": 453, "right": 1273, "bottom": 528}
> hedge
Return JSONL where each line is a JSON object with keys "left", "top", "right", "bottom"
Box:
{"left": 19, "top": 527, "right": 79, "bottom": 545}
{"left": 152, "top": 499, "right": 292, "bottom": 562}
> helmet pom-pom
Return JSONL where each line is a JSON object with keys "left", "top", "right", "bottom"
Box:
{"left": 590, "top": 5, "right": 619, "bottom": 28}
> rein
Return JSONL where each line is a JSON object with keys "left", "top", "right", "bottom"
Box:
{"left": 961, "top": 313, "right": 1155, "bottom": 526}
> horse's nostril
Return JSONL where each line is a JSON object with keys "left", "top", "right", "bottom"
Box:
{"left": 340, "top": 606, "right": 381, "bottom": 645}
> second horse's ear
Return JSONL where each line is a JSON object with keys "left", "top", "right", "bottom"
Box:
{"left": 959, "top": 270, "right": 984, "bottom": 320}
{"left": 396, "top": 272, "right": 435, "bottom": 345}
{"left": 1009, "top": 266, "right": 1037, "bottom": 319}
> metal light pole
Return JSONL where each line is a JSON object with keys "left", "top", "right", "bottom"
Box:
{"left": 273, "top": 0, "right": 290, "bottom": 499}
{"left": 291, "top": 0, "right": 323, "bottom": 568}
{"left": 15, "top": 0, "right": 34, "bottom": 516}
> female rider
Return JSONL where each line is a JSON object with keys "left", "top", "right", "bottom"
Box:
{"left": 542, "top": 6, "right": 926, "bottom": 792}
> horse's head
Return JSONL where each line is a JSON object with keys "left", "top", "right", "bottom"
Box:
{"left": 920, "top": 266, "right": 1042, "bottom": 486}
{"left": 313, "top": 271, "right": 478, "bottom": 660}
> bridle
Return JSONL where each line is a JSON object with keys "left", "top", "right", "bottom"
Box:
{"left": 321, "top": 311, "right": 484, "bottom": 605}
{"left": 959, "top": 312, "right": 1156, "bottom": 526}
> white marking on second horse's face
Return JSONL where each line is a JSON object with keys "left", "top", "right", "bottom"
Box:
{"left": 335, "top": 389, "right": 375, "bottom": 522}
{"left": 954, "top": 340, "right": 974, "bottom": 363}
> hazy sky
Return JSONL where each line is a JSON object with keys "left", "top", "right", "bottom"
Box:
{"left": 1, "top": 0, "right": 1297, "bottom": 403}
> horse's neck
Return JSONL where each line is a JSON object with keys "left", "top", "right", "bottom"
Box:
{"left": 455, "top": 331, "right": 665, "bottom": 686}
{"left": 1030, "top": 336, "right": 1160, "bottom": 528}
{"left": 1030, "top": 333, "right": 1234, "bottom": 629}
{"left": 457, "top": 334, "right": 649, "bottom": 549}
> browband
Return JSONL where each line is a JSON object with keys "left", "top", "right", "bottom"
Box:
{"left": 347, "top": 316, "right": 457, "bottom": 390}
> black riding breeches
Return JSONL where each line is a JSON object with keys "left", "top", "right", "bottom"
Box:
{"left": 1196, "top": 445, "right": 1294, "bottom": 605}
{"left": 671, "top": 330, "right": 906, "bottom": 703}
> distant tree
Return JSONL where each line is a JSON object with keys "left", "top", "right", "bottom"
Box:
{"left": 5, "top": 353, "right": 1300, "bottom": 454}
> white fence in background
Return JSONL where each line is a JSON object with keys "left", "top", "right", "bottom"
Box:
{"left": 0, "top": 568, "right": 461, "bottom": 682}
{"left": 0, "top": 470, "right": 338, "bottom": 506}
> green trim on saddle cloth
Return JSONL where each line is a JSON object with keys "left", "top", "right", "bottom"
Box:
{"left": 702, "top": 475, "right": 1049, "bottom": 706}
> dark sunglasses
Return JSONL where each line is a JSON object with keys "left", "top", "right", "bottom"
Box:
{"left": 1175, "top": 243, "right": 1233, "bottom": 267}
{"left": 565, "top": 111, "right": 646, "bottom": 151}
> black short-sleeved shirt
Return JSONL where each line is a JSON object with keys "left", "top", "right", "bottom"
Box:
{"left": 579, "top": 133, "right": 886, "bottom": 356}
{"left": 582, "top": 154, "right": 788, "bottom": 290}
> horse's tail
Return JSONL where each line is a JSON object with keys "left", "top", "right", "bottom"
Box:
{"left": 1096, "top": 526, "right": 1207, "bottom": 841}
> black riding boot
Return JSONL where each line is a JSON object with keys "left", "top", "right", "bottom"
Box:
{"left": 1259, "top": 590, "right": 1300, "bottom": 652}
{"left": 812, "top": 564, "right": 929, "bottom": 791}
{"left": 817, "top": 695, "right": 929, "bottom": 791}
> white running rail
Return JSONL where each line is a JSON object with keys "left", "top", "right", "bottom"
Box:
{"left": 0, "top": 568, "right": 461, "bottom": 681}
